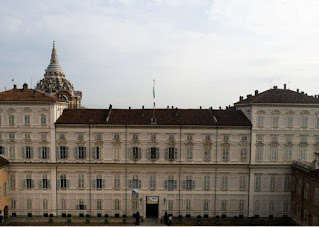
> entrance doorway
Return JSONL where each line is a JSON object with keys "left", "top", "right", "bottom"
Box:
{"left": 4, "top": 206, "right": 8, "bottom": 219}
{"left": 146, "top": 196, "right": 159, "bottom": 218}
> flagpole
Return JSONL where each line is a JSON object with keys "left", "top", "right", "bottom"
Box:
{"left": 152, "top": 79, "right": 156, "bottom": 121}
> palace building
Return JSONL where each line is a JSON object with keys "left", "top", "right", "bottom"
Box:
{"left": 0, "top": 43, "right": 319, "bottom": 224}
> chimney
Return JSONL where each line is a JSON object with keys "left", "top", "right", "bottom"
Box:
{"left": 13, "top": 84, "right": 17, "bottom": 89}
{"left": 33, "top": 90, "right": 36, "bottom": 97}
{"left": 219, "top": 106, "right": 221, "bottom": 110}
{"left": 297, "top": 88, "right": 299, "bottom": 93}
{"left": 200, "top": 106, "right": 202, "bottom": 109}
{"left": 255, "top": 90, "right": 258, "bottom": 95}
{"left": 167, "top": 106, "right": 169, "bottom": 109}
{"left": 172, "top": 106, "right": 174, "bottom": 109}
{"left": 247, "top": 94, "right": 252, "bottom": 99}
{"left": 23, "top": 83, "right": 28, "bottom": 90}
{"left": 109, "top": 104, "right": 112, "bottom": 110}
{"left": 129, "top": 107, "right": 131, "bottom": 110}
{"left": 142, "top": 106, "right": 144, "bottom": 110}
{"left": 284, "top": 84, "right": 287, "bottom": 90}
{"left": 273, "top": 85, "right": 277, "bottom": 89}
{"left": 239, "top": 96, "right": 243, "bottom": 101}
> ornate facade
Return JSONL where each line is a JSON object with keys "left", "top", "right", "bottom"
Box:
{"left": 1, "top": 45, "right": 319, "bottom": 221}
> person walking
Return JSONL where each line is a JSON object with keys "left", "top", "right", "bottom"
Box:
{"left": 135, "top": 211, "right": 140, "bottom": 225}
{"left": 164, "top": 212, "right": 168, "bottom": 225}
{"left": 0, "top": 210, "right": 3, "bottom": 223}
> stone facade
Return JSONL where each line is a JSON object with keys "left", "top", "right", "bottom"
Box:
{"left": 0, "top": 157, "right": 9, "bottom": 220}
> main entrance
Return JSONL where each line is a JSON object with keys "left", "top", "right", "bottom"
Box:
{"left": 146, "top": 196, "right": 159, "bottom": 218}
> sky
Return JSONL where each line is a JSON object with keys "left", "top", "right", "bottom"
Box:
{"left": 1, "top": 0, "right": 319, "bottom": 109}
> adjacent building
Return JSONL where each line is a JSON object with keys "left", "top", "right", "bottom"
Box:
{"left": 0, "top": 156, "right": 9, "bottom": 219}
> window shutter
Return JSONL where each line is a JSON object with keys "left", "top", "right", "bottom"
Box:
{"left": 39, "top": 180, "right": 43, "bottom": 189}
{"left": 128, "top": 180, "right": 132, "bottom": 188}
{"left": 147, "top": 148, "right": 151, "bottom": 160}
{"left": 30, "top": 147, "right": 34, "bottom": 158}
{"left": 165, "top": 180, "right": 168, "bottom": 189}
{"left": 129, "top": 148, "right": 132, "bottom": 160}
{"left": 83, "top": 147, "right": 86, "bottom": 159}
{"left": 102, "top": 179, "right": 105, "bottom": 188}
{"left": 23, "top": 180, "right": 26, "bottom": 188}
{"left": 22, "top": 146, "right": 25, "bottom": 158}
{"left": 276, "top": 176, "right": 282, "bottom": 192}
{"left": 138, "top": 180, "right": 141, "bottom": 189}
{"left": 47, "top": 147, "right": 50, "bottom": 159}
{"left": 31, "top": 180, "right": 34, "bottom": 188}
{"left": 192, "top": 180, "right": 195, "bottom": 189}
{"left": 156, "top": 148, "right": 160, "bottom": 160}
{"left": 47, "top": 180, "right": 50, "bottom": 188}
{"left": 174, "top": 148, "right": 178, "bottom": 160}
{"left": 66, "top": 180, "right": 69, "bottom": 188}
{"left": 138, "top": 147, "right": 142, "bottom": 160}
{"left": 174, "top": 180, "right": 177, "bottom": 189}
{"left": 57, "top": 179, "right": 61, "bottom": 188}
{"left": 165, "top": 148, "right": 169, "bottom": 160}
{"left": 38, "top": 147, "right": 42, "bottom": 159}
{"left": 183, "top": 181, "right": 186, "bottom": 189}
{"left": 190, "top": 148, "right": 193, "bottom": 159}
{"left": 92, "top": 179, "right": 96, "bottom": 189}
{"left": 74, "top": 147, "right": 78, "bottom": 159}
{"left": 92, "top": 147, "right": 96, "bottom": 160}
{"left": 65, "top": 147, "right": 68, "bottom": 159}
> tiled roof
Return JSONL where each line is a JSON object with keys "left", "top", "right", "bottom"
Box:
{"left": 235, "top": 88, "right": 319, "bottom": 105}
{"left": 0, "top": 87, "right": 59, "bottom": 102}
{"left": 212, "top": 109, "right": 252, "bottom": 126}
{"left": 56, "top": 108, "right": 251, "bottom": 127}
{"left": 55, "top": 109, "right": 109, "bottom": 124}
{"left": 0, "top": 156, "right": 9, "bottom": 167}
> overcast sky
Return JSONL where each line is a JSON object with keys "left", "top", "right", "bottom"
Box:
{"left": 1, "top": 0, "right": 319, "bottom": 109}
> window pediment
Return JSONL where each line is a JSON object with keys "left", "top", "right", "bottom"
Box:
{"left": 286, "top": 110, "right": 295, "bottom": 115}
{"left": 257, "top": 110, "right": 266, "bottom": 115}
{"left": 300, "top": 110, "right": 310, "bottom": 115}
{"left": 7, "top": 107, "right": 16, "bottom": 113}
{"left": 271, "top": 109, "right": 281, "bottom": 114}
{"left": 38, "top": 108, "right": 49, "bottom": 113}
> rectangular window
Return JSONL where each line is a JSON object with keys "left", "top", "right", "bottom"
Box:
{"left": 315, "top": 136, "right": 319, "bottom": 143}
{"left": 221, "top": 175, "right": 228, "bottom": 190}
{"left": 95, "top": 133, "right": 102, "bottom": 140}
{"left": 0, "top": 146, "right": 4, "bottom": 155}
{"left": 205, "top": 135, "right": 211, "bottom": 141}
{"left": 23, "top": 146, "right": 33, "bottom": 159}
{"left": 270, "top": 175, "right": 276, "bottom": 192}
{"left": 114, "top": 199, "right": 120, "bottom": 210}
{"left": 257, "top": 116, "right": 264, "bottom": 127}
{"left": 241, "top": 135, "right": 248, "bottom": 141}
{"left": 284, "top": 175, "right": 290, "bottom": 192}
{"left": 114, "top": 134, "right": 120, "bottom": 140}
{"left": 287, "top": 116, "right": 293, "bottom": 127}
{"left": 223, "top": 135, "right": 229, "bottom": 141}
{"left": 300, "top": 135, "right": 308, "bottom": 143}
{"left": 25, "top": 133, "right": 31, "bottom": 140}
{"left": 151, "top": 134, "right": 156, "bottom": 140}
{"left": 272, "top": 116, "right": 279, "bottom": 127}
{"left": 166, "top": 147, "right": 177, "bottom": 160}
{"left": 239, "top": 175, "right": 246, "bottom": 190}
{"left": 254, "top": 200, "right": 260, "bottom": 212}
{"left": 302, "top": 117, "right": 308, "bottom": 128}
{"left": 39, "top": 147, "right": 50, "bottom": 159}
{"left": 9, "top": 174, "right": 15, "bottom": 189}
{"left": 131, "top": 147, "right": 141, "bottom": 160}
{"left": 93, "top": 147, "right": 102, "bottom": 160}
{"left": 27, "top": 199, "right": 32, "bottom": 209}
{"left": 97, "top": 200, "right": 102, "bottom": 210}
{"left": 239, "top": 200, "right": 244, "bottom": 211}
{"left": 59, "top": 146, "right": 68, "bottom": 159}
{"left": 25, "top": 174, "right": 33, "bottom": 189}
{"left": 168, "top": 134, "right": 175, "bottom": 140}
{"left": 255, "top": 175, "right": 261, "bottom": 191}
{"left": 286, "top": 135, "right": 293, "bottom": 142}
{"left": 148, "top": 147, "right": 159, "bottom": 160}
{"left": 59, "top": 133, "right": 65, "bottom": 140}
{"left": 43, "top": 199, "right": 48, "bottom": 210}
{"left": 221, "top": 200, "right": 227, "bottom": 211}
{"left": 204, "top": 147, "right": 211, "bottom": 161}
{"left": 256, "top": 135, "right": 263, "bottom": 142}
{"left": 78, "top": 134, "right": 84, "bottom": 140}
{"left": 240, "top": 148, "right": 247, "bottom": 161}
{"left": 41, "top": 114, "right": 46, "bottom": 125}
{"left": 168, "top": 200, "right": 173, "bottom": 211}
{"left": 24, "top": 115, "right": 30, "bottom": 125}
{"left": 204, "top": 200, "right": 209, "bottom": 211}
{"left": 128, "top": 175, "right": 141, "bottom": 189}
{"left": 271, "top": 135, "right": 278, "bottom": 142}
{"left": 114, "top": 174, "right": 120, "bottom": 189}
{"left": 95, "top": 174, "right": 104, "bottom": 189}
{"left": 9, "top": 146, "right": 15, "bottom": 159}
{"left": 40, "top": 174, "right": 49, "bottom": 189}
{"left": 132, "top": 134, "right": 139, "bottom": 140}
{"left": 184, "top": 176, "right": 194, "bottom": 190}
{"left": 270, "top": 147, "right": 278, "bottom": 161}
{"left": 285, "top": 148, "right": 292, "bottom": 161}
{"left": 114, "top": 146, "right": 120, "bottom": 160}
{"left": 9, "top": 114, "right": 15, "bottom": 126}
{"left": 77, "top": 147, "right": 86, "bottom": 159}
{"left": 165, "top": 176, "right": 177, "bottom": 190}
{"left": 11, "top": 199, "right": 16, "bottom": 210}
{"left": 204, "top": 175, "right": 210, "bottom": 190}
{"left": 186, "top": 135, "right": 193, "bottom": 141}
{"left": 78, "top": 174, "right": 85, "bottom": 189}
{"left": 150, "top": 175, "right": 156, "bottom": 190}
{"left": 186, "top": 147, "right": 193, "bottom": 160}
{"left": 41, "top": 133, "right": 47, "bottom": 140}
{"left": 222, "top": 148, "right": 229, "bottom": 161}
{"left": 256, "top": 147, "right": 263, "bottom": 161}
{"left": 59, "top": 174, "right": 68, "bottom": 189}
{"left": 61, "top": 199, "right": 66, "bottom": 210}
{"left": 300, "top": 148, "right": 307, "bottom": 160}
{"left": 9, "top": 133, "right": 15, "bottom": 139}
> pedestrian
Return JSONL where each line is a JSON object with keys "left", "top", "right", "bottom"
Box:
{"left": 135, "top": 211, "right": 140, "bottom": 225}
{"left": 0, "top": 210, "right": 3, "bottom": 223}
{"left": 168, "top": 215, "right": 172, "bottom": 226}
{"left": 164, "top": 212, "right": 168, "bottom": 225}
